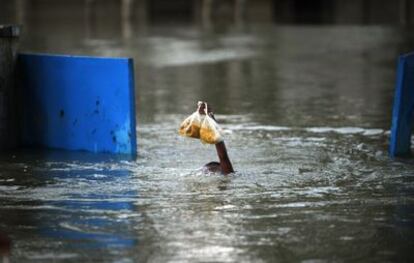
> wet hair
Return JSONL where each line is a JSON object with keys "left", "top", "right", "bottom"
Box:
{"left": 203, "top": 161, "right": 221, "bottom": 173}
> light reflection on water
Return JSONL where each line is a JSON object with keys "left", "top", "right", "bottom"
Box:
{"left": 1, "top": 21, "right": 414, "bottom": 262}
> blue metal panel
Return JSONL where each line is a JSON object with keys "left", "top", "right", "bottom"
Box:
{"left": 18, "top": 53, "right": 137, "bottom": 155}
{"left": 390, "top": 52, "right": 414, "bottom": 157}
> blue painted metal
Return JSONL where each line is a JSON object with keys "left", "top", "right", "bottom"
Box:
{"left": 390, "top": 52, "right": 414, "bottom": 157}
{"left": 18, "top": 53, "right": 137, "bottom": 155}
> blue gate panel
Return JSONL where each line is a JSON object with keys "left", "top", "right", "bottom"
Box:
{"left": 390, "top": 52, "right": 414, "bottom": 157}
{"left": 18, "top": 53, "right": 137, "bottom": 155}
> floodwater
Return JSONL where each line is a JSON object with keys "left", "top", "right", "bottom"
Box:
{"left": 1, "top": 15, "right": 414, "bottom": 263}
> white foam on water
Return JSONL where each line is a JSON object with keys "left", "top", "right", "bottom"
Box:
{"left": 222, "top": 124, "right": 384, "bottom": 137}
{"left": 223, "top": 124, "right": 291, "bottom": 131}
{"left": 362, "top": 129, "right": 384, "bottom": 136}
{"left": 272, "top": 200, "right": 346, "bottom": 208}
{"left": 150, "top": 49, "right": 256, "bottom": 68}
{"left": 339, "top": 236, "right": 355, "bottom": 241}
{"left": 28, "top": 253, "right": 78, "bottom": 260}
{"left": 305, "top": 127, "right": 384, "bottom": 135}
{"left": 276, "top": 202, "right": 311, "bottom": 208}
{"left": 215, "top": 114, "right": 253, "bottom": 122}
{"left": 59, "top": 222, "right": 84, "bottom": 232}
{"left": 0, "top": 178, "right": 15, "bottom": 182}
{"left": 0, "top": 185, "right": 20, "bottom": 191}
{"left": 173, "top": 245, "right": 243, "bottom": 262}
{"left": 214, "top": 204, "right": 237, "bottom": 211}
{"left": 91, "top": 174, "right": 107, "bottom": 179}
{"left": 300, "top": 187, "right": 342, "bottom": 197}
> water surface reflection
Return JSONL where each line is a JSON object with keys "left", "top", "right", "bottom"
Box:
{"left": 0, "top": 151, "right": 141, "bottom": 261}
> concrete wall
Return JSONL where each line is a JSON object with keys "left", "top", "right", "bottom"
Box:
{"left": 246, "top": 0, "right": 273, "bottom": 23}
{"left": 0, "top": 25, "right": 19, "bottom": 150}
{"left": 1, "top": 0, "right": 413, "bottom": 27}
{"left": 333, "top": 0, "right": 365, "bottom": 24}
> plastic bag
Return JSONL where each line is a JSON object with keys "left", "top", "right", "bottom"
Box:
{"left": 178, "top": 104, "right": 204, "bottom": 139}
{"left": 200, "top": 104, "right": 223, "bottom": 144}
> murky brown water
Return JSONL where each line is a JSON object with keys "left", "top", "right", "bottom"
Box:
{"left": 1, "top": 3, "right": 414, "bottom": 262}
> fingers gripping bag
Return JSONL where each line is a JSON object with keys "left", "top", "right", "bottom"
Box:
{"left": 178, "top": 103, "right": 204, "bottom": 139}
{"left": 200, "top": 104, "right": 224, "bottom": 144}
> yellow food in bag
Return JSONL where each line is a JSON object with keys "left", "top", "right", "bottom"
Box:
{"left": 178, "top": 111, "right": 203, "bottom": 139}
{"left": 178, "top": 102, "right": 224, "bottom": 144}
{"left": 179, "top": 122, "right": 201, "bottom": 138}
{"left": 200, "top": 126, "right": 219, "bottom": 144}
{"left": 200, "top": 115, "right": 223, "bottom": 144}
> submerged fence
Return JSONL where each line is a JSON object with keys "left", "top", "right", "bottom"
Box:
{"left": 0, "top": 24, "right": 137, "bottom": 156}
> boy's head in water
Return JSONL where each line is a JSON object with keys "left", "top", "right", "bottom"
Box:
{"left": 203, "top": 161, "right": 222, "bottom": 173}
{"left": 197, "top": 102, "right": 234, "bottom": 175}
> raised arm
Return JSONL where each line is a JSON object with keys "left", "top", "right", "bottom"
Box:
{"left": 215, "top": 141, "right": 234, "bottom": 174}
{"left": 198, "top": 102, "right": 234, "bottom": 175}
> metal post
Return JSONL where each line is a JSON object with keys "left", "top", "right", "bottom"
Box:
{"left": 202, "top": 0, "right": 213, "bottom": 29}
{"left": 0, "top": 25, "right": 20, "bottom": 151}
{"left": 121, "top": 0, "right": 133, "bottom": 40}
{"left": 84, "top": 0, "right": 94, "bottom": 39}
{"left": 390, "top": 52, "right": 414, "bottom": 157}
{"left": 136, "top": 0, "right": 147, "bottom": 32}
{"left": 15, "top": 0, "right": 26, "bottom": 25}
{"left": 234, "top": 0, "right": 246, "bottom": 29}
{"left": 400, "top": 0, "right": 409, "bottom": 25}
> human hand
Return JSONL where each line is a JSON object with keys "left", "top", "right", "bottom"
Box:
{"left": 197, "top": 101, "right": 217, "bottom": 121}
{"left": 197, "top": 101, "right": 213, "bottom": 115}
